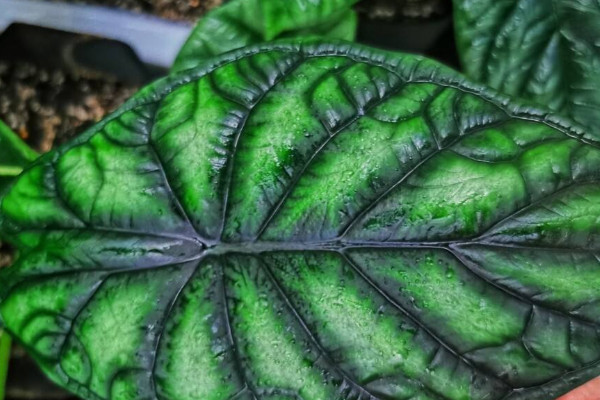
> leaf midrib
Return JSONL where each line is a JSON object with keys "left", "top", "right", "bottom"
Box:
{"left": 6, "top": 42, "right": 600, "bottom": 400}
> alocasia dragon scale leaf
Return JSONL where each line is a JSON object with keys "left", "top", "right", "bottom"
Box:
{"left": 1, "top": 41, "right": 600, "bottom": 400}
{"left": 453, "top": 0, "right": 600, "bottom": 137}
{"left": 171, "top": 0, "right": 359, "bottom": 73}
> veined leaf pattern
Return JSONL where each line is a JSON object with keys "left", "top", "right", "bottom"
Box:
{"left": 1, "top": 42, "right": 600, "bottom": 400}
{"left": 171, "top": 0, "right": 359, "bottom": 73}
{"left": 453, "top": 0, "right": 600, "bottom": 137}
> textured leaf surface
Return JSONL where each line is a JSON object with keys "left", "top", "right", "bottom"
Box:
{"left": 0, "top": 119, "right": 37, "bottom": 192}
{"left": 453, "top": 0, "right": 600, "bottom": 137}
{"left": 1, "top": 42, "right": 600, "bottom": 400}
{"left": 172, "top": 0, "right": 358, "bottom": 72}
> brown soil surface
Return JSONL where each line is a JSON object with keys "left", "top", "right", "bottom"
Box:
{"left": 0, "top": 0, "right": 225, "bottom": 152}
{"left": 58, "top": 0, "right": 224, "bottom": 22}
{"left": 0, "top": 61, "right": 138, "bottom": 152}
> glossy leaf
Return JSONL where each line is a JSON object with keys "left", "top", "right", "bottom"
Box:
{"left": 453, "top": 0, "right": 600, "bottom": 137}
{"left": 2, "top": 41, "right": 600, "bottom": 400}
{"left": 172, "top": 0, "right": 358, "bottom": 72}
{"left": 0, "top": 119, "right": 37, "bottom": 193}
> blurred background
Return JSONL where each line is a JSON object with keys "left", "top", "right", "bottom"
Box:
{"left": 0, "top": 0, "right": 452, "bottom": 398}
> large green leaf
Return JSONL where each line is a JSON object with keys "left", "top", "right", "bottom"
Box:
{"left": 453, "top": 0, "right": 600, "bottom": 137}
{"left": 172, "top": 0, "right": 358, "bottom": 72}
{"left": 1, "top": 41, "right": 600, "bottom": 400}
{"left": 0, "top": 120, "right": 37, "bottom": 193}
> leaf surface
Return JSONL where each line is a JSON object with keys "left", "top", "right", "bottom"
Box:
{"left": 0, "top": 329, "right": 9, "bottom": 400}
{"left": 0, "top": 119, "right": 37, "bottom": 193}
{"left": 1, "top": 41, "right": 600, "bottom": 400}
{"left": 454, "top": 0, "right": 600, "bottom": 137}
{"left": 172, "top": 0, "right": 358, "bottom": 72}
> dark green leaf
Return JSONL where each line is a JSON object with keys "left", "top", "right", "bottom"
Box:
{"left": 172, "top": 0, "right": 358, "bottom": 72}
{"left": 453, "top": 0, "right": 600, "bottom": 137}
{"left": 1, "top": 41, "right": 600, "bottom": 400}
{"left": 0, "top": 120, "right": 37, "bottom": 193}
{"left": 0, "top": 329, "right": 10, "bottom": 400}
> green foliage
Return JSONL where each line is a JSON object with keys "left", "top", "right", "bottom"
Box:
{"left": 0, "top": 330, "right": 9, "bottom": 400}
{"left": 0, "top": 120, "right": 37, "bottom": 193}
{"left": 454, "top": 0, "right": 600, "bottom": 136}
{"left": 1, "top": 41, "right": 599, "bottom": 400}
{"left": 172, "top": 0, "right": 358, "bottom": 72}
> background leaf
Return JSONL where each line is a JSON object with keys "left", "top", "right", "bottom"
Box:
{"left": 0, "top": 330, "right": 9, "bottom": 400}
{"left": 0, "top": 119, "right": 37, "bottom": 193}
{"left": 453, "top": 0, "right": 600, "bottom": 137}
{"left": 2, "top": 41, "right": 600, "bottom": 400}
{"left": 172, "top": 0, "right": 359, "bottom": 72}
